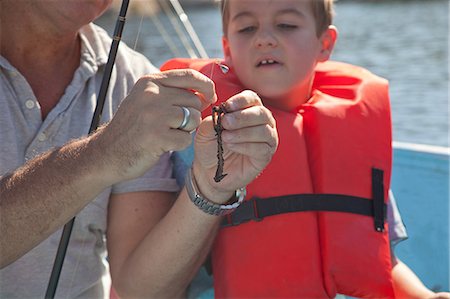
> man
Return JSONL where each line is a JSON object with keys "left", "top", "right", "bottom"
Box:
{"left": 0, "top": 1, "right": 278, "bottom": 298}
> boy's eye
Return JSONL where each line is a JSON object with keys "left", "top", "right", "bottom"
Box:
{"left": 277, "top": 23, "right": 298, "bottom": 30}
{"left": 238, "top": 26, "right": 256, "bottom": 33}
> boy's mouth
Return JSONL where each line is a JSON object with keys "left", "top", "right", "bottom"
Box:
{"left": 256, "top": 59, "right": 280, "bottom": 67}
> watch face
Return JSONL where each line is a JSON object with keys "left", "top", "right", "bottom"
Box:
{"left": 236, "top": 187, "right": 247, "bottom": 200}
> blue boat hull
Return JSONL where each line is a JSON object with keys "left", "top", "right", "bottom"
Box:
{"left": 392, "top": 142, "right": 449, "bottom": 292}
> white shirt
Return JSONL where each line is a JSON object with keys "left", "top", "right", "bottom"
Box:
{"left": 0, "top": 23, "right": 179, "bottom": 299}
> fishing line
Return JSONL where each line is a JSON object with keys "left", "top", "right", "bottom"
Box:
{"left": 133, "top": 14, "right": 144, "bottom": 51}
{"left": 149, "top": 10, "right": 183, "bottom": 57}
{"left": 169, "top": 0, "right": 209, "bottom": 59}
{"left": 158, "top": 0, "right": 198, "bottom": 58}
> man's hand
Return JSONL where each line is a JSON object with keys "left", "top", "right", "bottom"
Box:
{"left": 193, "top": 90, "right": 278, "bottom": 203}
{"left": 96, "top": 69, "right": 217, "bottom": 183}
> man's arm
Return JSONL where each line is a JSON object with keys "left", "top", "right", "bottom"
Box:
{"left": 107, "top": 190, "right": 220, "bottom": 298}
{"left": 0, "top": 69, "right": 217, "bottom": 268}
{"left": 107, "top": 90, "right": 278, "bottom": 298}
{"left": 0, "top": 133, "right": 114, "bottom": 268}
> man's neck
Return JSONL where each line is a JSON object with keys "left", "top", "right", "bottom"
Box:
{"left": 1, "top": 4, "right": 82, "bottom": 119}
{"left": 1, "top": 6, "right": 80, "bottom": 73}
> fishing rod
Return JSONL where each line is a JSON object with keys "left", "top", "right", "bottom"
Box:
{"left": 168, "top": 0, "right": 209, "bottom": 59}
{"left": 158, "top": 0, "right": 199, "bottom": 58}
{"left": 155, "top": 0, "right": 209, "bottom": 59}
{"left": 44, "top": 1, "right": 130, "bottom": 298}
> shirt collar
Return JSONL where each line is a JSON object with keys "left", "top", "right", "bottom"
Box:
{"left": 79, "top": 23, "right": 110, "bottom": 68}
{"left": 0, "top": 55, "right": 17, "bottom": 72}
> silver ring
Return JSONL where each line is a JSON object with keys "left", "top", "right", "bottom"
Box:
{"left": 178, "top": 106, "right": 190, "bottom": 130}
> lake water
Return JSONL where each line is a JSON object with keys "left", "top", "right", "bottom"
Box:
{"left": 96, "top": 0, "right": 449, "bottom": 147}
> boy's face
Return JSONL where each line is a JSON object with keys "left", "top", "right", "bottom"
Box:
{"left": 223, "top": 0, "right": 336, "bottom": 110}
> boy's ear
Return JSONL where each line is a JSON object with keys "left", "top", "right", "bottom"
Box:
{"left": 222, "top": 36, "right": 232, "bottom": 66}
{"left": 317, "top": 25, "right": 338, "bottom": 62}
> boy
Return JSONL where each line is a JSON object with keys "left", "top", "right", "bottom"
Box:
{"left": 163, "top": 0, "right": 448, "bottom": 297}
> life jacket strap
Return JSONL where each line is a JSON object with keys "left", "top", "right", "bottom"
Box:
{"left": 222, "top": 168, "right": 386, "bottom": 232}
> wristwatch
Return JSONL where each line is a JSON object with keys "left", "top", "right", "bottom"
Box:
{"left": 185, "top": 167, "right": 246, "bottom": 216}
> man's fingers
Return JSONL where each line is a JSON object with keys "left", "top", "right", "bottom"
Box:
{"left": 151, "top": 69, "right": 217, "bottom": 108}
{"left": 226, "top": 142, "right": 277, "bottom": 162}
{"left": 222, "top": 125, "right": 279, "bottom": 149}
{"left": 219, "top": 89, "right": 275, "bottom": 130}
{"left": 221, "top": 105, "right": 276, "bottom": 130}
{"left": 222, "top": 90, "right": 262, "bottom": 112}
{"left": 170, "top": 106, "right": 201, "bottom": 132}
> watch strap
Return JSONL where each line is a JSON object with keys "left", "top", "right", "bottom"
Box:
{"left": 185, "top": 167, "right": 246, "bottom": 216}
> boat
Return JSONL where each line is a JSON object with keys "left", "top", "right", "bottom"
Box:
{"left": 391, "top": 141, "right": 449, "bottom": 292}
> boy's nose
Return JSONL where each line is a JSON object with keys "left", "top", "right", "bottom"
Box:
{"left": 254, "top": 30, "right": 277, "bottom": 48}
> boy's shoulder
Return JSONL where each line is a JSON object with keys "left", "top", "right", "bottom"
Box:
{"left": 317, "top": 61, "right": 380, "bottom": 78}
{"left": 315, "top": 61, "right": 388, "bottom": 86}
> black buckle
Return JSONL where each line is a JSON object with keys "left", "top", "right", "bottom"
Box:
{"left": 372, "top": 168, "right": 385, "bottom": 232}
{"left": 221, "top": 198, "right": 262, "bottom": 227}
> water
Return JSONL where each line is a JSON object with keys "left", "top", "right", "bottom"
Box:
{"left": 96, "top": 0, "right": 449, "bottom": 147}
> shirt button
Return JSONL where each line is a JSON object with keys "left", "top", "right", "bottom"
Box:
{"left": 37, "top": 133, "right": 47, "bottom": 142}
{"left": 25, "top": 100, "right": 35, "bottom": 109}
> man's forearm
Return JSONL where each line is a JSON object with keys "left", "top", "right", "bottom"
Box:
{"left": 111, "top": 189, "right": 222, "bottom": 298}
{"left": 0, "top": 132, "right": 113, "bottom": 268}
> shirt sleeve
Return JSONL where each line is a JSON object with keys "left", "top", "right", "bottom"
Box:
{"left": 171, "top": 137, "right": 195, "bottom": 188}
{"left": 387, "top": 189, "right": 408, "bottom": 246}
{"left": 111, "top": 152, "right": 180, "bottom": 194}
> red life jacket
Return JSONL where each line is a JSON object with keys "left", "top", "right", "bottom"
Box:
{"left": 161, "top": 59, "right": 394, "bottom": 298}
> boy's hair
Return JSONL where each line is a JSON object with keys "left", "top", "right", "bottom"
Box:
{"left": 220, "top": 0, "right": 335, "bottom": 37}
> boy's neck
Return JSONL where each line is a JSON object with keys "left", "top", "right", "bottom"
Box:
{"left": 262, "top": 77, "right": 314, "bottom": 113}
